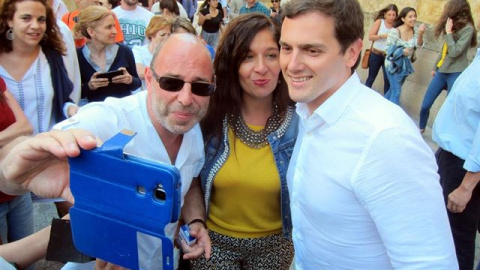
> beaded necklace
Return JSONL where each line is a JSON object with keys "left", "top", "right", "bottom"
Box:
{"left": 228, "top": 105, "right": 293, "bottom": 149}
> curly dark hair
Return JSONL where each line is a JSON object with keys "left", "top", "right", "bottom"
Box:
{"left": 434, "top": 0, "right": 477, "bottom": 47}
{"left": 0, "top": 0, "right": 66, "bottom": 55}
{"left": 373, "top": 4, "right": 398, "bottom": 21}
{"left": 201, "top": 13, "right": 292, "bottom": 142}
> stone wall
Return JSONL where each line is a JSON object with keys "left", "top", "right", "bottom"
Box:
{"left": 358, "top": 0, "right": 479, "bottom": 128}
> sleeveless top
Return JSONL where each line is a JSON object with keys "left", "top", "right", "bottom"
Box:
{"left": 373, "top": 19, "right": 391, "bottom": 52}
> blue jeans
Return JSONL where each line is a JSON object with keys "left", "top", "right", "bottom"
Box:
{"left": 365, "top": 52, "right": 390, "bottom": 94}
{"left": 384, "top": 71, "right": 407, "bottom": 105}
{"left": 419, "top": 71, "right": 461, "bottom": 129}
{"left": 0, "top": 193, "right": 34, "bottom": 243}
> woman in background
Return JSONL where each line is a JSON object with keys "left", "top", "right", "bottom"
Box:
{"left": 384, "top": 7, "right": 425, "bottom": 105}
{"left": 418, "top": 0, "right": 476, "bottom": 133}
{"left": 75, "top": 6, "right": 141, "bottom": 102}
{"left": 192, "top": 14, "right": 297, "bottom": 269}
{"left": 198, "top": 0, "right": 223, "bottom": 49}
{"left": 364, "top": 4, "right": 397, "bottom": 95}
{"left": 159, "top": 0, "right": 180, "bottom": 19}
{"left": 0, "top": 0, "right": 74, "bottom": 134}
{"left": 172, "top": 17, "right": 216, "bottom": 60}
{"left": 0, "top": 77, "right": 33, "bottom": 267}
{"left": 133, "top": 15, "right": 171, "bottom": 90}
{"left": 269, "top": 0, "right": 281, "bottom": 26}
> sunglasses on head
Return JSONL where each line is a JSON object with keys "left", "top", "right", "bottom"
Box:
{"left": 156, "top": 76, "right": 215, "bottom": 96}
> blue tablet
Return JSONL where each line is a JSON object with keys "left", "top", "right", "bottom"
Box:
{"left": 69, "top": 130, "right": 181, "bottom": 270}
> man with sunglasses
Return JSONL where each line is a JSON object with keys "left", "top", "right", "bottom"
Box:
{"left": 0, "top": 33, "right": 214, "bottom": 270}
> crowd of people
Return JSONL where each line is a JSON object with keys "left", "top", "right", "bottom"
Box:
{"left": 0, "top": 0, "right": 479, "bottom": 269}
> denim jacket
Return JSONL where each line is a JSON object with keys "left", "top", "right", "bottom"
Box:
{"left": 200, "top": 107, "right": 299, "bottom": 239}
{"left": 386, "top": 44, "right": 414, "bottom": 77}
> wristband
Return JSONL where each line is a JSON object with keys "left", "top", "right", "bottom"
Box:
{"left": 188, "top": 219, "right": 207, "bottom": 229}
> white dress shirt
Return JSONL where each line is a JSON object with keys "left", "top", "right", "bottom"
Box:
{"left": 287, "top": 73, "right": 457, "bottom": 269}
{"left": 433, "top": 48, "right": 480, "bottom": 172}
{"left": 55, "top": 91, "right": 205, "bottom": 270}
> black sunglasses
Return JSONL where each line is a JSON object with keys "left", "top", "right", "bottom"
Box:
{"left": 271, "top": 0, "right": 279, "bottom": 3}
{"left": 156, "top": 76, "right": 215, "bottom": 96}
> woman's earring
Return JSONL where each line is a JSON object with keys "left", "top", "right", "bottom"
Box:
{"left": 6, "top": 28, "right": 15, "bottom": 41}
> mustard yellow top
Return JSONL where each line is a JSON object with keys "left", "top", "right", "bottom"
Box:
{"left": 207, "top": 125, "right": 282, "bottom": 238}
{"left": 437, "top": 42, "right": 448, "bottom": 68}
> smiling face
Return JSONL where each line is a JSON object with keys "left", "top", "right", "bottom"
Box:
{"left": 238, "top": 29, "right": 280, "bottom": 104}
{"left": 145, "top": 34, "right": 212, "bottom": 135}
{"left": 280, "top": 12, "right": 361, "bottom": 113}
{"left": 401, "top": 10, "right": 417, "bottom": 28}
{"left": 8, "top": 0, "right": 47, "bottom": 50}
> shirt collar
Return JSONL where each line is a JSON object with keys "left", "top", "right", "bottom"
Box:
{"left": 296, "top": 72, "right": 362, "bottom": 126}
{"left": 245, "top": 1, "right": 258, "bottom": 9}
{"left": 83, "top": 43, "right": 120, "bottom": 72}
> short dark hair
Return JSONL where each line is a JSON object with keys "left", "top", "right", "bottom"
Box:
{"left": 282, "top": 0, "right": 364, "bottom": 70}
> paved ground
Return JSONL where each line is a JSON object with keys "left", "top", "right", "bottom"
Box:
{"left": 33, "top": 203, "right": 65, "bottom": 270}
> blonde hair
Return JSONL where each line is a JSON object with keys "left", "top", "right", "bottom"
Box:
{"left": 74, "top": 6, "right": 114, "bottom": 39}
{"left": 146, "top": 15, "right": 172, "bottom": 41}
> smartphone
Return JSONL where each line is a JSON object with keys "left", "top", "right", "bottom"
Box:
{"left": 69, "top": 130, "right": 181, "bottom": 270}
{"left": 96, "top": 70, "right": 123, "bottom": 82}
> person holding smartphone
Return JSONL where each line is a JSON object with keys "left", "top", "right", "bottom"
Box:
{"left": 75, "top": 6, "right": 141, "bottom": 102}
{"left": 269, "top": 0, "right": 281, "bottom": 26}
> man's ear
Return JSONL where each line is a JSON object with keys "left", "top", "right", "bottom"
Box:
{"left": 145, "top": 67, "right": 153, "bottom": 90}
{"left": 345, "top": 38, "right": 363, "bottom": 69}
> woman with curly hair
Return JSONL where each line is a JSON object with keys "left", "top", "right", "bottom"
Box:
{"left": 0, "top": 0, "right": 74, "bottom": 134}
{"left": 0, "top": 0, "right": 72, "bottom": 267}
{"left": 192, "top": 13, "right": 297, "bottom": 269}
{"left": 418, "top": 0, "right": 476, "bottom": 133}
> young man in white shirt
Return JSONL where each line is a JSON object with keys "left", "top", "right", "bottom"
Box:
{"left": 113, "top": 0, "right": 154, "bottom": 48}
{"left": 279, "top": 0, "right": 458, "bottom": 269}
